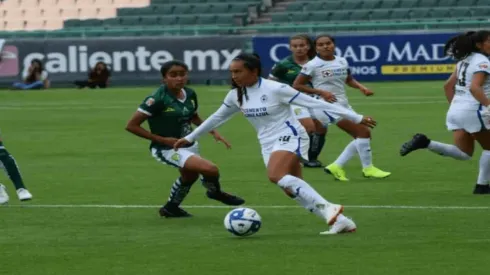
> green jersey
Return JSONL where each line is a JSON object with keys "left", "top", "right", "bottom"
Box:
{"left": 138, "top": 85, "right": 198, "bottom": 150}
{"left": 270, "top": 55, "right": 302, "bottom": 86}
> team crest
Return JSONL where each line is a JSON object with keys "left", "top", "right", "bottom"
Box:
{"left": 294, "top": 108, "right": 302, "bottom": 115}
{"left": 260, "top": 94, "right": 268, "bottom": 103}
{"left": 479, "top": 63, "right": 489, "bottom": 69}
{"left": 171, "top": 153, "right": 181, "bottom": 162}
{"left": 145, "top": 97, "right": 155, "bottom": 106}
{"left": 322, "top": 70, "right": 333, "bottom": 77}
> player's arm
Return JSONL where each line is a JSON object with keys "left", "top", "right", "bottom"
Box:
{"left": 292, "top": 66, "right": 337, "bottom": 102}
{"left": 278, "top": 85, "right": 376, "bottom": 127}
{"left": 470, "top": 71, "right": 490, "bottom": 107}
{"left": 443, "top": 69, "right": 457, "bottom": 103}
{"left": 345, "top": 70, "right": 373, "bottom": 96}
{"left": 191, "top": 113, "right": 232, "bottom": 149}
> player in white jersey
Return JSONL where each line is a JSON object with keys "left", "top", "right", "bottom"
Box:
{"left": 293, "top": 34, "right": 391, "bottom": 181}
{"left": 173, "top": 54, "right": 377, "bottom": 234}
{"left": 268, "top": 34, "right": 328, "bottom": 168}
{"left": 400, "top": 31, "right": 490, "bottom": 194}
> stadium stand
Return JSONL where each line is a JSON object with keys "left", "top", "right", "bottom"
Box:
{"left": 0, "top": 0, "right": 489, "bottom": 37}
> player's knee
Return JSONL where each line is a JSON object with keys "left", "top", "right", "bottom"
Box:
{"left": 267, "top": 172, "right": 284, "bottom": 184}
{"left": 201, "top": 163, "right": 219, "bottom": 177}
{"left": 357, "top": 126, "right": 371, "bottom": 138}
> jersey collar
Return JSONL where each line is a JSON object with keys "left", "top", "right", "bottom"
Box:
{"left": 247, "top": 77, "right": 262, "bottom": 89}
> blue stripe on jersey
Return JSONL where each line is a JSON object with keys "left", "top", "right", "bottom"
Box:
{"left": 322, "top": 111, "right": 335, "bottom": 123}
{"left": 477, "top": 104, "right": 487, "bottom": 130}
{"left": 299, "top": 72, "right": 311, "bottom": 77}
{"left": 289, "top": 91, "right": 301, "bottom": 103}
{"left": 222, "top": 102, "right": 231, "bottom": 108}
{"left": 285, "top": 121, "right": 301, "bottom": 157}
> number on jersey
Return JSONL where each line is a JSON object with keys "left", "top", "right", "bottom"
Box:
{"left": 457, "top": 62, "right": 470, "bottom": 86}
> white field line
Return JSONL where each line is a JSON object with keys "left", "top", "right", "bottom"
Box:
{"left": 2, "top": 204, "right": 490, "bottom": 210}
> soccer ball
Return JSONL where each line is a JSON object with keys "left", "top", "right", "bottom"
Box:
{"left": 224, "top": 208, "right": 262, "bottom": 237}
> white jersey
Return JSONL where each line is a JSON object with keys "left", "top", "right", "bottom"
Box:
{"left": 184, "top": 78, "right": 363, "bottom": 149}
{"left": 301, "top": 55, "right": 350, "bottom": 104}
{"left": 451, "top": 52, "right": 490, "bottom": 109}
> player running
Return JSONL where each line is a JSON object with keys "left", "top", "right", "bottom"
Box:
{"left": 400, "top": 31, "right": 490, "bottom": 194}
{"left": 125, "top": 60, "right": 245, "bottom": 218}
{"left": 293, "top": 34, "right": 390, "bottom": 181}
{"left": 269, "top": 34, "right": 327, "bottom": 168}
{"left": 173, "top": 53, "right": 377, "bottom": 234}
{"left": 0, "top": 138, "right": 33, "bottom": 204}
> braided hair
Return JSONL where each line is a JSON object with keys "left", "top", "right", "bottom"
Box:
{"left": 444, "top": 30, "right": 490, "bottom": 60}
{"left": 231, "top": 53, "right": 262, "bottom": 106}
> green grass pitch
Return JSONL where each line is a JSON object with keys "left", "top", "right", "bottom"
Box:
{"left": 1, "top": 81, "right": 489, "bottom": 275}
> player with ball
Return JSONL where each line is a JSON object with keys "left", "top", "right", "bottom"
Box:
{"left": 174, "top": 54, "right": 377, "bottom": 235}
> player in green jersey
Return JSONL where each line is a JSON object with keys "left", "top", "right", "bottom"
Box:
{"left": 269, "top": 34, "right": 328, "bottom": 168}
{"left": 0, "top": 137, "right": 33, "bottom": 204}
{"left": 125, "top": 60, "right": 245, "bottom": 218}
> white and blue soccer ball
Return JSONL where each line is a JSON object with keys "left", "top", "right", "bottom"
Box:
{"left": 224, "top": 207, "right": 262, "bottom": 237}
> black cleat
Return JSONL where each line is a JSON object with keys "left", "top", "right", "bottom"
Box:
{"left": 473, "top": 184, "right": 490, "bottom": 194}
{"left": 303, "top": 160, "right": 323, "bottom": 168}
{"left": 207, "top": 191, "right": 245, "bottom": 206}
{"left": 400, "top": 134, "right": 430, "bottom": 156}
{"left": 159, "top": 205, "right": 193, "bottom": 218}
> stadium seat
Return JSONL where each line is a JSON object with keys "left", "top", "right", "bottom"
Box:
{"left": 380, "top": 0, "right": 400, "bottom": 9}
{"left": 418, "top": 0, "right": 438, "bottom": 7}
{"left": 211, "top": 3, "right": 230, "bottom": 14}
{"left": 390, "top": 9, "right": 409, "bottom": 20}
{"left": 197, "top": 15, "right": 217, "bottom": 24}
{"left": 399, "top": 0, "right": 418, "bottom": 9}
{"left": 305, "top": 2, "right": 325, "bottom": 12}
{"left": 286, "top": 2, "right": 304, "bottom": 12}
{"left": 172, "top": 4, "right": 193, "bottom": 14}
{"left": 361, "top": 0, "right": 380, "bottom": 10}
{"left": 450, "top": 8, "right": 470, "bottom": 18}
{"left": 350, "top": 10, "right": 370, "bottom": 21}
{"left": 153, "top": 5, "right": 174, "bottom": 14}
{"left": 330, "top": 11, "right": 350, "bottom": 21}
{"left": 370, "top": 9, "right": 391, "bottom": 20}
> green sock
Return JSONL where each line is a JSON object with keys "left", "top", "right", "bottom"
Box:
{"left": 0, "top": 143, "right": 26, "bottom": 190}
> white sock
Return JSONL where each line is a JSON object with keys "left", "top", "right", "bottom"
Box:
{"left": 277, "top": 175, "right": 329, "bottom": 219}
{"left": 334, "top": 140, "right": 357, "bottom": 167}
{"left": 477, "top": 150, "right": 490, "bottom": 185}
{"left": 355, "top": 138, "right": 373, "bottom": 168}
{"left": 428, "top": 141, "right": 471, "bottom": 160}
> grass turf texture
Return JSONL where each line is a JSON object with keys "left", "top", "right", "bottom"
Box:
{"left": 1, "top": 81, "right": 489, "bottom": 275}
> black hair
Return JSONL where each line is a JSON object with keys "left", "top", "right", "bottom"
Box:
{"left": 290, "top": 34, "right": 316, "bottom": 59}
{"left": 31, "top": 58, "right": 44, "bottom": 72}
{"left": 160, "top": 60, "right": 188, "bottom": 77}
{"left": 252, "top": 53, "right": 261, "bottom": 60}
{"left": 444, "top": 30, "right": 490, "bottom": 60}
{"left": 314, "top": 34, "right": 336, "bottom": 46}
{"left": 231, "top": 53, "right": 262, "bottom": 106}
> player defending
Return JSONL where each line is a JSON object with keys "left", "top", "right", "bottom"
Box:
{"left": 400, "top": 31, "right": 490, "bottom": 194}
{"left": 293, "top": 34, "right": 391, "bottom": 181}
{"left": 269, "top": 34, "right": 327, "bottom": 168}
{"left": 0, "top": 138, "right": 32, "bottom": 204}
{"left": 174, "top": 54, "right": 378, "bottom": 234}
{"left": 125, "top": 60, "right": 245, "bottom": 218}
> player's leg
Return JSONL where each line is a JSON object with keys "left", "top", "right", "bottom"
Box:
{"left": 308, "top": 119, "right": 327, "bottom": 166}
{"left": 326, "top": 119, "right": 390, "bottom": 180}
{"left": 0, "top": 139, "right": 32, "bottom": 201}
{"left": 293, "top": 105, "right": 322, "bottom": 168}
{"left": 400, "top": 131, "right": 474, "bottom": 160}
{"left": 159, "top": 168, "right": 199, "bottom": 218}
{"left": 472, "top": 130, "right": 490, "bottom": 194}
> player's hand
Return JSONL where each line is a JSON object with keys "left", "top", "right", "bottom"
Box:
{"left": 361, "top": 87, "right": 374, "bottom": 96}
{"left": 319, "top": 91, "right": 337, "bottom": 103}
{"left": 211, "top": 132, "right": 232, "bottom": 149}
{"left": 360, "top": 116, "right": 377, "bottom": 128}
{"left": 173, "top": 138, "right": 191, "bottom": 150}
{"left": 157, "top": 137, "right": 179, "bottom": 147}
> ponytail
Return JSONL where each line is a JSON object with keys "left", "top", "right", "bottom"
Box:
{"left": 445, "top": 30, "right": 490, "bottom": 60}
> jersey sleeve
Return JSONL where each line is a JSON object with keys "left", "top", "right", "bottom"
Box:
{"left": 191, "top": 91, "right": 199, "bottom": 114}
{"left": 474, "top": 59, "right": 490, "bottom": 75}
{"left": 137, "top": 95, "right": 163, "bottom": 116}
{"left": 276, "top": 84, "right": 363, "bottom": 123}
{"left": 300, "top": 61, "right": 314, "bottom": 77}
{"left": 184, "top": 91, "right": 240, "bottom": 142}
{"left": 270, "top": 63, "right": 288, "bottom": 79}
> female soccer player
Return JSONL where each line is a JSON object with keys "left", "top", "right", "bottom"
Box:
{"left": 269, "top": 34, "right": 327, "bottom": 168}
{"left": 400, "top": 31, "right": 490, "bottom": 194}
{"left": 125, "top": 60, "right": 245, "bottom": 218}
{"left": 293, "top": 34, "right": 391, "bottom": 181}
{"left": 0, "top": 138, "right": 32, "bottom": 204}
{"left": 173, "top": 53, "right": 377, "bottom": 234}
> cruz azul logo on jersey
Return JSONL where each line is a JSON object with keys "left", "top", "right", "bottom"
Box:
{"left": 321, "top": 68, "right": 348, "bottom": 78}
{"left": 243, "top": 107, "right": 269, "bottom": 117}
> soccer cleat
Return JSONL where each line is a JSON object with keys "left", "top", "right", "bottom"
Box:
{"left": 159, "top": 205, "right": 193, "bottom": 218}
{"left": 303, "top": 160, "right": 323, "bottom": 168}
{"left": 320, "top": 203, "right": 344, "bottom": 226}
{"left": 473, "top": 184, "right": 490, "bottom": 194}
{"left": 324, "top": 163, "right": 349, "bottom": 181}
{"left": 400, "top": 133, "right": 430, "bottom": 156}
{"left": 206, "top": 191, "right": 245, "bottom": 206}
{"left": 320, "top": 215, "right": 357, "bottom": 235}
{"left": 0, "top": 184, "right": 9, "bottom": 205}
{"left": 362, "top": 166, "right": 391, "bottom": 179}
{"left": 16, "top": 188, "right": 32, "bottom": 201}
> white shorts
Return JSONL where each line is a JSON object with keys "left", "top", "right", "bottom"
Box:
{"left": 261, "top": 128, "right": 310, "bottom": 167}
{"left": 291, "top": 105, "right": 312, "bottom": 120}
{"left": 446, "top": 106, "right": 489, "bottom": 133}
{"left": 151, "top": 142, "right": 199, "bottom": 168}
{"left": 311, "top": 102, "right": 358, "bottom": 126}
